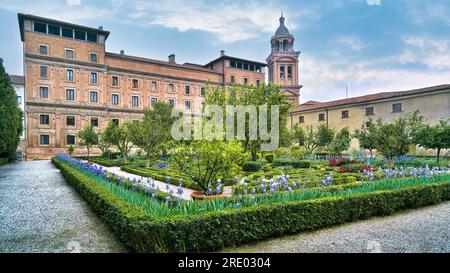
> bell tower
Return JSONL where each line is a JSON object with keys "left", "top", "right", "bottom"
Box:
{"left": 267, "top": 14, "right": 302, "bottom": 104}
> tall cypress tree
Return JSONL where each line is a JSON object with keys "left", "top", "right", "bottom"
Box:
{"left": 0, "top": 58, "right": 23, "bottom": 160}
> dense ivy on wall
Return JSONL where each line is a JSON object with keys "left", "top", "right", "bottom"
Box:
{"left": 0, "top": 58, "right": 22, "bottom": 161}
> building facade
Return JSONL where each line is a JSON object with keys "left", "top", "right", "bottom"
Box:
{"left": 18, "top": 13, "right": 267, "bottom": 160}
{"left": 288, "top": 85, "right": 450, "bottom": 156}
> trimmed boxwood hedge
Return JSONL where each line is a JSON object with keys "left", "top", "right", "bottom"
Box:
{"left": 52, "top": 157, "right": 450, "bottom": 253}
{"left": 242, "top": 161, "right": 262, "bottom": 172}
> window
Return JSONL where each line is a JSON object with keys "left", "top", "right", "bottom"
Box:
{"left": 256, "top": 80, "right": 260, "bottom": 87}
{"left": 168, "top": 98, "right": 175, "bottom": 106}
{"left": 237, "top": 62, "right": 243, "bottom": 69}
{"left": 168, "top": 83, "right": 174, "bottom": 92}
{"left": 66, "top": 116, "right": 75, "bottom": 126}
{"left": 132, "top": 79, "right": 139, "bottom": 89}
{"left": 288, "top": 66, "right": 292, "bottom": 79}
{"left": 151, "top": 81, "right": 157, "bottom": 91}
{"left": 91, "top": 117, "right": 99, "bottom": 127}
{"left": 39, "top": 45, "right": 48, "bottom": 55}
{"left": 230, "top": 60, "right": 236, "bottom": 68}
{"left": 318, "top": 113, "right": 325, "bottom": 121}
{"left": 66, "top": 89, "right": 75, "bottom": 101}
{"left": 39, "top": 86, "right": 48, "bottom": 98}
{"left": 151, "top": 97, "right": 158, "bottom": 107}
{"left": 17, "top": 96, "right": 22, "bottom": 104}
{"left": 48, "top": 24, "right": 60, "bottom": 36}
{"left": 90, "top": 72, "right": 97, "bottom": 84}
{"left": 341, "top": 110, "right": 349, "bottom": 119}
{"left": 392, "top": 103, "right": 402, "bottom": 113}
{"left": 185, "top": 85, "right": 191, "bottom": 95}
{"left": 243, "top": 63, "right": 249, "bottom": 70}
{"left": 365, "top": 107, "right": 374, "bottom": 116}
{"left": 131, "top": 95, "right": 139, "bottom": 107}
{"left": 87, "top": 32, "right": 98, "bottom": 43}
{"left": 34, "top": 22, "right": 46, "bottom": 33}
{"left": 39, "top": 66, "right": 48, "bottom": 78}
{"left": 90, "top": 91, "right": 98, "bottom": 103}
{"left": 40, "top": 135, "right": 50, "bottom": 145}
{"left": 249, "top": 64, "right": 255, "bottom": 71}
{"left": 200, "top": 87, "right": 206, "bottom": 96}
{"left": 112, "top": 119, "right": 119, "bottom": 126}
{"left": 280, "top": 66, "right": 285, "bottom": 79}
{"left": 184, "top": 100, "right": 191, "bottom": 111}
{"left": 66, "top": 69, "right": 74, "bottom": 81}
{"left": 90, "top": 53, "right": 98, "bottom": 63}
{"left": 74, "top": 29, "right": 86, "bottom": 40}
{"left": 112, "top": 76, "right": 119, "bottom": 87}
{"left": 230, "top": 75, "right": 235, "bottom": 84}
{"left": 299, "top": 116, "right": 305, "bottom": 123}
{"left": 62, "top": 27, "right": 73, "bottom": 38}
{"left": 40, "top": 114, "right": 49, "bottom": 125}
{"left": 65, "top": 49, "right": 74, "bottom": 59}
{"left": 243, "top": 78, "right": 248, "bottom": 85}
{"left": 67, "top": 135, "right": 76, "bottom": 145}
{"left": 111, "top": 94, "right": 119, "bottom": 105}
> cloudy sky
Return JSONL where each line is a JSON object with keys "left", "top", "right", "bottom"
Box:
{"left": 1, "top": 0, "right": 450, "bottom": 102}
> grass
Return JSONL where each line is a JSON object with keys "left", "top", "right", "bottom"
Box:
{"left": 57, "top": 157, "right": 450, "bottom": 218}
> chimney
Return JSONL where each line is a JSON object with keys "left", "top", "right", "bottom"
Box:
{"left": 120, "top": 50, "right": 125, "bottom": 57}
{"left": 168, "top": 54, "right": 176, "bottom": 64}
{"left": 99, "top": 26, "right": 103, "bottom": 30}
{"left": 220, "top": 50, "right": 225, "bottom": 57}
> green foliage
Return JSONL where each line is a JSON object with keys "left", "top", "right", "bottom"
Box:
{"left": 52, "top": 156, "right": 450, "bottom": 252}
{"left": 0, "top": 59, "right": 23, "bottom": 160}
{"left": 416, "top": 119, "right": 450, "bottom": 165}
{"left": 353, "top": 119, "right": 378, "bottom": 157}
{"left": 264, "top": 153, "right": 275, "bottom": 163}
{"left": 291, "top": 160, "right": 311, "bottom": 168}
{"left": 67, "top": 145, "right": 75, "bottom": 156}
{"left": 97, "top": 130, "right": 111, "bottom": 157}
{"left": 78, "top": 124, "right": 98, "bottom": 161}
{"left": 291, "top": 146, "right": 309, "bottom": 160}
{"left": 129, "top": 102, "right": 175, "bottom": 168}
{"left": 304, "top": 125, "right": 318, "bottom": 154}
{"left": 330, "top": 127, "right": 351, "bottom": 155}
{"left": 292, "top": 124, "right": 306, "bottom": 146}
{"left": 243, "top": 161, "right": 263, "bottom": 172}
{"left": 104, "top": 120, "right": 134, "bottom": 163}
{"left": 316, "top": 124, "right": 335, "bottom": 148}
{"left": 171, "top": 140, "right": 246, "bottom": 192}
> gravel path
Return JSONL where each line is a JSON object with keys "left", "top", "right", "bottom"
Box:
{"left": 221, "top": 202, "right": 450, "bottom": 253}
{"left": 0, "top": 161, "right": 126, "bottom": 253}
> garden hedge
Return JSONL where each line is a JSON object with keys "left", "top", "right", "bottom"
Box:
{"left": 242, "top": 161, "right": 263, "bottom": 172}
{"left": 0, "top": 157, "right": 8, "bottom": 166}
{"left": 52, "top": 157, "right": 450, "bottom": 253}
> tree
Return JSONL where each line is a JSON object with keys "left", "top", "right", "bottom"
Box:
{"left": 303, "top": 125, "right": 318, "bottom": 154}
{"left": 104, "top": 120, "right": 133, "bottom": 163}
{"left": 316, "top": 124, "right": 335, "bottom": 149}
{"left": 206, "top": 83, "right": 291, "bottom": 161}
{"left": 0, "top": 59, "right": 23, "bottom": 161}
{"left": 78, "top": 124, "right": 98, "bottom": 162}
{"left": 353, "top": 119, "right": 378, "bottom": 157}
{"left": 171, "top": 139, "right": 246, "bottom": 192}
{"left": 97, "top": 130, "right": 111, "bottom": 157}
{"left": 67, "top": 145, "right": 75, "bottom": 156}
{"left": 416, "top": 119, "right": 450, "bottom": 165}
{"left": 292, "top": 124, "right": 306, "bottom": 146}
{"left": 129, "top": 102, "right": 175, "bottom": 168}
{"left": 330, "top": 127, "right": 351, "bottom": 155}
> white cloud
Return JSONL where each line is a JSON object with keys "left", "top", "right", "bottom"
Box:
{"left": 337, "top": 37, "right": 367, "bottom": 51}
{"left": 66, "top": 0, "right": 81, "bottom": 6}
{"left": 367, "top": 0, "right": 381, "bottom": 6}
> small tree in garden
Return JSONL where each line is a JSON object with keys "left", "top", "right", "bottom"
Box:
{"left": 416, "top": 119, "right": 450, "bottom": 165}
{"left": 292, "top": 124, "right": 306, "bottom": 146}
{"left": 67, "top": 145, "right": 75, "bottom": 156}
{"left": 329, "top": 127, "right": 351, "bottom": 155}
{"left": 97, "top": 130, "right": 111, "bottom": 157}
{"left": 78, "top": 124, "right": 98, "bottom": 162}
{"left": 353, "top": 118, "right": 378, "bottom": 157}
{"left": 303, "top": 125, "right": 318, "bottom": 154}
{"left": 171, "top": 140, "right": 246, "bottom": 192}
{"left": 104, "top": 120, "right": 133, "bottom": 163}
{"left": 373, "top": 117, "right": 409, "bottom": 165}
{"left": 129, "top": 102, "right": 175, "bottom": 168}
{"left": 316, "top": 124, "right": 335, "bottom": 150}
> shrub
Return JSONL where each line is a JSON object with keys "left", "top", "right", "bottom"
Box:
{"left": 291, "top": 160, "right": 311, "bottom": 169}
{"left": 273, "top": 158, "right": 292, "bottom": 167}
{"left": 265, "top": 153, "right": 275, "bottom": 163}
{"left": 243, "top": 161, "right": 262, "bottom": 172}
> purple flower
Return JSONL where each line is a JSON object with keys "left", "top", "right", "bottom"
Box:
{"left": 234, "top": 177, "right": 239, "bottom": 184}
{"left": 165, "top": 196, "right": 171, "bottom": 203}
{"left": 207, "top": 188, "right": 213, "bottom": 195}
{"left": 251, "top": 188, "right": 256, "bottom": 194}
{"left": 166, "top": 176, "right": 170, "bottom": 183}
{"left": 177, "top": 187, "right": 183, "bottom": 195}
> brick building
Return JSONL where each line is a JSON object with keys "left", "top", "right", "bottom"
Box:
{"left": 18, "top": 13, "right": 278, "bottom": 160}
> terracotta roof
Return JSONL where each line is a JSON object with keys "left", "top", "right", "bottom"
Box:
{"left": 292, "top": 84, "right": 450, "bottom": 113}
{"left": 10, "top": 75, "right": 25, "bottom": 86}
{"left": 105, "top": 52, "right": 222, "bottom": 75}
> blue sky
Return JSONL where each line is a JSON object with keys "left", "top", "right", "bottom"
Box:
{"left": 1, "top": 0, "right": 450, "bottom": 102}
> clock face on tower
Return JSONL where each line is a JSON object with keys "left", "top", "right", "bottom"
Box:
{"left": 267, "top": 14, "right": 302, "bottom": 104}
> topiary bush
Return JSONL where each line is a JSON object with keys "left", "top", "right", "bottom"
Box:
{"left": 242, "top": 161, "right": 262, "bottom": 172}
{"left": 291, "top": 160, "right": 311, "bottom": 168}
{"left": 265, "top": 153, "right": 275, "bottom": 163}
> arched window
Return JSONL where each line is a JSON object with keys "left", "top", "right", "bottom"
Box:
{"left": 287, "top": 66, "right": 292, "bottom": 79}
{"left": 283, "top": 40, "right": 289, "bottom": 51}
{"left": 280, "top": 66, "right": 285, "bottom": 79}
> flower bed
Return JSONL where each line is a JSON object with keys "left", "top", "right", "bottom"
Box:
{"left": 52, "top": 155, "right": 450, "bottom": 252}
